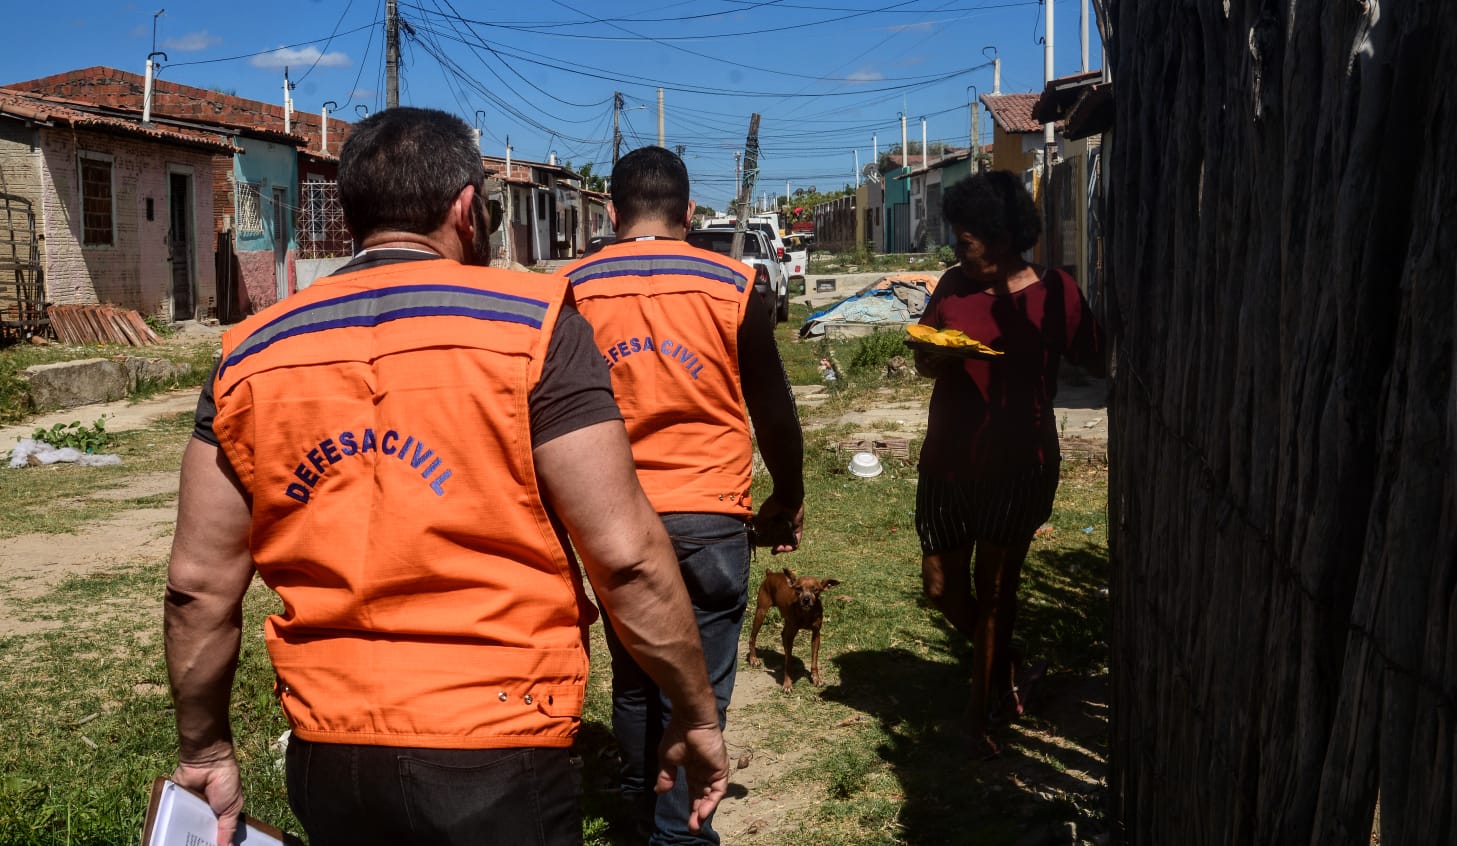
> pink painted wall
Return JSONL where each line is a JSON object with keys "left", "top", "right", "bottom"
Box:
{"left": 39, "top": 128, "right": 216, "bottom": 319}
{"left": 237, "top": 249, "right": 276, "bottom": 313}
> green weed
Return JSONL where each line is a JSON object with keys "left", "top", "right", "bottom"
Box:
{"left": 31, "top": 418, "right": 110, "bottom": 453}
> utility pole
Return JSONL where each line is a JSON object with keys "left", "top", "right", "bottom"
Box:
{"left": 900, "top": 113, "right": 908, "bottom": 171}
{"left": 1082, "top": 0, "right": 1090, "bottom": 72}
{"left": 730, "top": 114, "right": 761, "bottom": 262}
{"left": 385, "top": 0, "right": 400, "bottom": 109}
{"left": 503, "top": 138, "right": 514, "bottom": 266}
{"left": 474, "top": 110, "right": 487, "bottom": 153}
{"left": 321, "top": 100, "right": 337, "bottom": 154}
{"left": 733, "top": 151, "right": 741, "bottom": 192}
{"left": 1042, "top": 0, "right": 1056, "bottom": 267}
{"left": 921, "top": 118, "right": 928, "bottom": 170}
{"left": 143, "top": 9, "right": 166, "bottom": 126}
{"left": 612, "top": 92, "right": 624, "bottom": 165}
{"left": 657, "top": 88, "right": 664, "bottom": 147}
{"left": 854, "top": 149, "right": 859, "bottom": 187}
{"left": 282, "top": 67, "right": 295, "bottom": 134}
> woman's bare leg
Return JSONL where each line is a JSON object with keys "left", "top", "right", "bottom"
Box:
{"left": 921, "top": 545, "right": 976, "bottom": 639}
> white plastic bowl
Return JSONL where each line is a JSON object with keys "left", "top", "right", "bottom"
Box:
{"left": 848, "top": 451, "right": 883, "bottom": 478}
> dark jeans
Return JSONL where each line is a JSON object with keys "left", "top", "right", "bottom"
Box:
{"left": 600, "top": 512, "right": 751, "bottom": 846}
{"left": 285, "top": 735, "right": 582, "bottom": 845}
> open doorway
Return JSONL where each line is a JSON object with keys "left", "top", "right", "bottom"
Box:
{"left": 168, "top": 172, "right": 195, "bottom": 320}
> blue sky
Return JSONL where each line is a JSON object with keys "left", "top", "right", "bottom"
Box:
{"left": 1, "top": 0, "right": 1101, "bottom": 210}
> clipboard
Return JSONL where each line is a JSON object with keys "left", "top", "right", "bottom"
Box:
{"left": 141, "top": 777, "right": 300, "bottom": 846}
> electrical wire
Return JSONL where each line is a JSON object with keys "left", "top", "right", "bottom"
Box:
{"left": 333, "top": 0, "right": 382, "bottom": 109}
{"left": 297, "top": 0, "right": 357, "bottom": 85}
{"left": 164, "top": 22, "right": 378, "bottom": 68}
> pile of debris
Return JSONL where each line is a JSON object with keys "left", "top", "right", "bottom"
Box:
{"left": 46, "top": 304, "right": 161, "bottom": 346}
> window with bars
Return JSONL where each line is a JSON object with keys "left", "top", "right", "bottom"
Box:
{"left": 79, "top": 154, "right": 113, "bottom": 246}
{"left": 235, "top": 181, "right": 264, "bottom": 234}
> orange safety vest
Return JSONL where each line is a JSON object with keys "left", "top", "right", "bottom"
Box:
{"left": 212, "top": 258, "right": 594, "bottom": 750}
{"left": 563, "top": 240, "right": 753, "bottom": 516}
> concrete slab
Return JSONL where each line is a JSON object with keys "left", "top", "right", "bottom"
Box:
{"left": 22, "top": 358, "right": 127, "bottom": 412}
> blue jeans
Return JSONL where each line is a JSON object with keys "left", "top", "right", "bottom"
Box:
{"left": 600, "top": 512, "right": 751, "bottom": 846}
{"left": 285, "top": 736, "right": 582, "bottom": 845}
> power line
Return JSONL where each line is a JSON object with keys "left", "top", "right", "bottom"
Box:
{"left": 297, "top": 0, "right": 357, "bottom": 84}
{"left": 164, "top": 22, "right": 378, "bottom": 68}
{"left": 407, "top": 19, "right": 985, "bottom": 99}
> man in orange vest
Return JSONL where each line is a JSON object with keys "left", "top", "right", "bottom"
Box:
{"left": 164, "top": 109, "right": 727, "bottom": 846}
{"left": 563, "top": 146, "right": 804, "bottom": 845}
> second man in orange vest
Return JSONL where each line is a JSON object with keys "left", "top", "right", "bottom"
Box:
{"left": 564, "top": 147, "right": 805, "bottom": 845}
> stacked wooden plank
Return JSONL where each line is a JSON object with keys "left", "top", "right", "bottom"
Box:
{"left": 46, "top": 304, "right": 161, "bottom": 346}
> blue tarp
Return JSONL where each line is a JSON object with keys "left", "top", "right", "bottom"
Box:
{"left": 799, "top": 273, "right": 938, "bottom": 338}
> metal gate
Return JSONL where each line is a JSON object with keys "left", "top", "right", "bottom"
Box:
{"left": 0, "top": 192, "right": 45, "bottom": 344}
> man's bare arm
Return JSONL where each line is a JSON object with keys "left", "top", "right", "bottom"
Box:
{"left": 164, "top": 438, "right": 256, "bottom": 844}
{"left": 738, "top": 289, "right": 805, "bottom": 552}
{"left": 534, "top": 420, "right": 728, "bottom": 827}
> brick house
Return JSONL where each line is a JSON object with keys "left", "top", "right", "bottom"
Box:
{"left": 8, "top": 67, "right": 355, "bottom": 319}
{"left": 0, "top": 88, "right": 234, "bottom": 329}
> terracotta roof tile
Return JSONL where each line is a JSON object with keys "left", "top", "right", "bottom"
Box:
{"left": 980, "top": 92, "right": 1046, "bottom": 134}
{"left": 5, "top": 66, "right": 352, "bottom": 155}
{"left": 0, "top": 88, "right": 238, "bottom": 153}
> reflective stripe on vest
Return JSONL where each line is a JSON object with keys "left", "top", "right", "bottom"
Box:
{"left": 563, "top": 241, "right": 753, "bottom": 516}
{"left": 566, "top": 253, "right": 748, "bottom": 292}
{"left": 219, "top": 283, "right": 550, "bottom": 379}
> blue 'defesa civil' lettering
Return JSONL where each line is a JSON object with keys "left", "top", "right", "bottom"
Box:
{"left": 601, "top": 334, "right": 704, "bottom": 380}
{"left": 283, "top": 427, "right": 453, "bottom": 504}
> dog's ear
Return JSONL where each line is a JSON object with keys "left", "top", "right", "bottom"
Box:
{"left": 822, "top": 579, "right": 841, "bottom": 589}
{"left": 781, "top": 567, "right": 796, "bottom": 581}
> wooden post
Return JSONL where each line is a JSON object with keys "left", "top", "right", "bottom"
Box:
{"left": 730, "top": 113, "right": 761, "bottom": 262}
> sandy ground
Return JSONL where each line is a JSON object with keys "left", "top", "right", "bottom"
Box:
{"left": 1, "top": 359, "right": 1111, "bottom": 840}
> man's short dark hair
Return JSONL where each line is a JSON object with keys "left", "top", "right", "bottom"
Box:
{"left": 941, "top": 170, "right": 1041, "bottom": 254}
{"left": 610, "top": 146, "right": 690, "bottom": 228}
{"left": 338, "top": 107, "right": 485, "bottom": 239}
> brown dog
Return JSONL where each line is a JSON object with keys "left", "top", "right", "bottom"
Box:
{"left": 747, "top": 568, "right": 840, "bottom": 692}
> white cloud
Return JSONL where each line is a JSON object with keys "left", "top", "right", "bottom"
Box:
{"left": 885, "top": 20, "right": 937, "bottom": 33}
{"left": 165, "top": 30, "right": 223, "bottom": 52}
{"left": 250, "top": 46, "right": 351, "bottom": 70}
{"left": 845, "top": 68, "right": 885, "bottom": 84}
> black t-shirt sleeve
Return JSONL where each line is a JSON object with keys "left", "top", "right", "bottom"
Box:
{"left": 192, "top": 361, "right": 220, "bottom": 446}
{"left": 529, "top": 300, "right": 623, "bottom": 448}
{"left": 192, "top": 302, "right": 619, "bottom": 450}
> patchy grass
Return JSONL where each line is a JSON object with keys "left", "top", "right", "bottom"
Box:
{"left": 0, "top": 565, "right": 295, "bottom": 844}
{"left": 0, "top": 413, "right": 193, "bottom": 538}
{"left": 0, "top": 342, "right": 216, "bottom": 424}
{"left": 0, "top": 316, "right": 1110, "bottom": 845}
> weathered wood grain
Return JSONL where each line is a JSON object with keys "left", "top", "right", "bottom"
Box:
{"left": 1103, "top": 1, "right": 1455, "bottom": 843}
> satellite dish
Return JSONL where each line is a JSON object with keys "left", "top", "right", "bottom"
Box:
{"left": 862, "top": 162, "right": 882, "bottom": 184}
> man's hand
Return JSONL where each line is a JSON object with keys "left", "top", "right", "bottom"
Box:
{"left": 753, "top": 492, "right": 803, "bottom": 554}
{"left": 655, "top": 720, "right": 729, "bottom": 833}
{"left": 173, "top": 748, "right": 244, "bottom": 845}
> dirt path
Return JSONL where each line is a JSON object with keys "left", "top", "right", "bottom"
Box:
{"left": 1, "top": 373, "right": 1111, "bottom": 841}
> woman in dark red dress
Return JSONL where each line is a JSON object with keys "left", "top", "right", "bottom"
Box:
{"left": 913, "top": 171, "right": 1101, "bottom": 757}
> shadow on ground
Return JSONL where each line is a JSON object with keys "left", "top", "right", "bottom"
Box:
{"left": 819, "top": 543, "right": 1111, "bottom": 845}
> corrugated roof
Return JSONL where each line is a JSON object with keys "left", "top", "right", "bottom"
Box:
{"left": 0, "top": 88, "right": 238, "bottom": 153}
{"left": 980, "top": 92, "right": 1046, "bottom": 134}
{"left": 1031, "top": 70, "right": 1104, "bottom": 123}
{"left": 6, "top": 66, "right": 351, "bottom": 155}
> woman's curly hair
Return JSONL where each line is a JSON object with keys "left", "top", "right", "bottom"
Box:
{"left": 940, "top": 170, "right": 1041, "bottom": 254}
